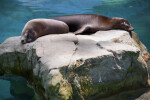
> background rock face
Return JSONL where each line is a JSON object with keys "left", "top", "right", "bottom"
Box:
{"left": 0, "top": 30, "right": 149, "bottom": 100}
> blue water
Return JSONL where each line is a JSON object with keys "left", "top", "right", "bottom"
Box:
{"left": 0, "top": 75, "right": 40, "bottom": 100}
{"left": 0, "top": 0, "right": 150, "bottom": 99}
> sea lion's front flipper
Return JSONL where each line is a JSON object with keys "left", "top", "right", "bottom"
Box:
{"left": 74, "top": 25, "right": 92, "bottom": 35}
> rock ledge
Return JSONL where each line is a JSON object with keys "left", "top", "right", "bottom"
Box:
{"left": 0, "top": 30, "right": 149, "bottom": 100}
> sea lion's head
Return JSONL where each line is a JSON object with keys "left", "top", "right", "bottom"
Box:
{"left": 21, "top": 30, "right": 36, "bottom": 44}
{"left": 113, "top": 18, "right": 134, "bottom": 32}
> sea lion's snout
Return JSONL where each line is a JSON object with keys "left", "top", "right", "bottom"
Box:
{"left": 21, "top": 37, "right": 26, "bottom": 44}
{"left": 129, "top": 27, "right": 134, "bottom": 31}
{"left": 21, "top": 39, "right": 26, "bottom": 44}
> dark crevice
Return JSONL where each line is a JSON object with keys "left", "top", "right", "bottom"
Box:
{"left": 96, "top": 43, "right": 104, "bottom": 49}
{"left": 96, "top": 42, "right": 115, "bottom": 55}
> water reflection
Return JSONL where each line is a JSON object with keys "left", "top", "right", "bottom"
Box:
{"left": 0, "top": 74, "right": 39, "bottom": 100}
{"left": 17, "top": 0, "right": 102, "bottom": 13}
{"left": 0, "top": 79, "right": 13, "bottom": 100}
{"left": 101, "top": 0, "right": 128, "bottom": 5}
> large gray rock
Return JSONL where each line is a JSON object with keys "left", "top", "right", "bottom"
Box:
{"left": 0, "top": 30, "right": 149, "bottom": 100}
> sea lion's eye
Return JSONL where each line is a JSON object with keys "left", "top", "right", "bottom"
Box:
{"left": 124, "top": 22, "right": 129, "bottom": 26}
{"left": 28, "top": 32, "right": 35, "bottom": 40}
{"left": 121, "top": 21, "right": 125, "bottom": 25}
{"left": 26, "top": 33, "right": 34, "bottom": 42}
{"left": 121, "top": 21, "right": 128, "bottom": 26}
{"left": 27, "top": 34, "right": 30, "bottom": 38}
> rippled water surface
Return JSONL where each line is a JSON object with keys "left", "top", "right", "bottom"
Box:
{"left": 0, "top": 0, "right": 150, "bottom": 99}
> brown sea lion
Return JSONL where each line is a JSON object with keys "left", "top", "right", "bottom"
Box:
{"left": 51, "top": 14, "right": 134, "bottom": 35}
{"left": 21, "top": 19, "right": 69, "bottom": 44}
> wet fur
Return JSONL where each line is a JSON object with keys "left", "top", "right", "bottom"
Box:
{"left": 21, "top": 19, "right": 69, "bottom": 44}
{"left": 51, "top": 14, "right": 134, "bottom": 35}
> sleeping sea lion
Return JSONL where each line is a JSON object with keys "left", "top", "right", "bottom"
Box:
{"left": 21, "top": 19, "right": 69, "bottom": 44}
{"left": 51, "top": 14, "right": 134, "bottom": 35}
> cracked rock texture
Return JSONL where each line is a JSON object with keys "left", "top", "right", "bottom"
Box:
{"left": 0, "top": 30, "right": 149, "bottom": 100}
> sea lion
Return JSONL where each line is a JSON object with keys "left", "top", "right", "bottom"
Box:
{"left": 51, "top": 14, "right": 134, "bottom": 35}
{"left": 21, "top": 19, "right": 69, "bottom": 44}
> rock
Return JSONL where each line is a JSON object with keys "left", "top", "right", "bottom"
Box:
{"left": 0, "top": 30, "right": 149, "bottom": 100}
{"left": 97, "top": 88, "right": 149, "bottom": 100}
